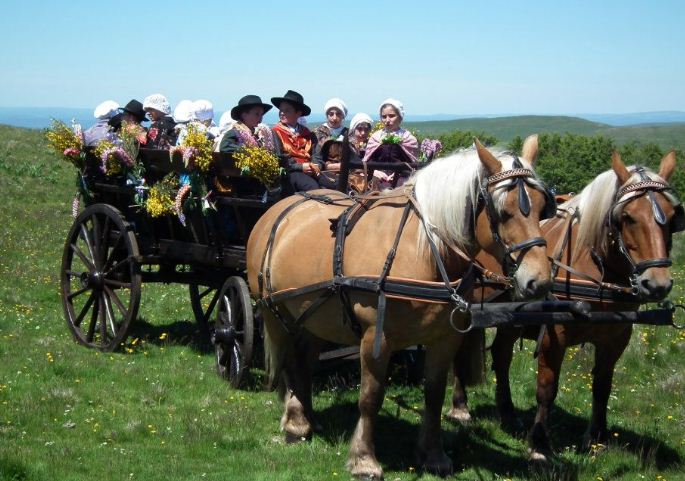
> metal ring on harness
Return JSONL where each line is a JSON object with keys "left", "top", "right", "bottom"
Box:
{"left": 449, "top": 292, "right": 471, "bottom": 333}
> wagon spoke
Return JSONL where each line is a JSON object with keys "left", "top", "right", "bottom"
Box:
{"left": 65, "top": 269, "right": 82, "bottom": 278}
{"left": 101, "top": 231, "right": 124, "bottom": 273}
{"left": 103, "top": 256, "right": 131, "bottom": 277}
{"left": 79, "top": 223, "right": 96, "bottom": 265}
{"left": 102, "top": 292, "right": 117, "bottom": 338}
{"left": 202, "top": 290, "right": 221, "bottom": 324}
{"left": 104, "top": 279, "right": 132, "bottom": 289}
{"left": 74, "top": 292, "right": 96, "bottom": 327}
{"left": 86, "top": 296, "right": 100, "bottom": 343}
{"left": 67, "top": 285, "right": 91, "bottom": 301}
{"left": 99, "top": 294, "right": 108, "bottom": 341}
{"left": 91, "top": 214, "right": 102, "bottom": 267}
{"left": 71, "top": 243, "right": 96, "bottom": 272}
{"left": 105, "top": 285, "right": 128, "bottom": 318}
{"left": 198, "top": 286, "right": 214, "bottom": 300}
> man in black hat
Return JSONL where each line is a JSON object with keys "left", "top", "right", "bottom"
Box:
{"left": 121, "top": 99, "right": 147, "bottom": 124}
{"left": 219, "top": 95, "right": 273, "bottom": 154}
{"left": 270, "top": 90, "right": 320, "bottom": 193}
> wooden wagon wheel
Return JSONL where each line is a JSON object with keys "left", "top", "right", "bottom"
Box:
{"left": 60, "top": 204, "right": 141, "bottom": 351}
{"left": 188, "top": 283, "right": 221, "bottom": 339}
{"left": 212, "top": 276, "right": 254, "bottom": 388}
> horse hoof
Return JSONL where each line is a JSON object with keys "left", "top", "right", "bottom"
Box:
{"left": 528, "top": 448, "right": 549, "bottom": 463}
{"left": 284, "top": 431, "right": 310, "bottom": 444}
{"left": 347, "top": 456, "right": 383, "bottom": 480}
{"left": 447, "top": 407, "right": 472, "bottom": 425}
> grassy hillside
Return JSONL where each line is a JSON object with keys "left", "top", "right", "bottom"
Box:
{"left": 404, "top": 116, "right": 685, "bottom": 151}
{"left": 1, "top": 126, "right": 684, "bottom": 481}
{"left": 405, "top": 115, "right": 609, "bottom": 139}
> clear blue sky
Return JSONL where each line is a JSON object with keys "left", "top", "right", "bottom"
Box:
{"left": 1, "top": 0, "right": 683, "bottom": 116}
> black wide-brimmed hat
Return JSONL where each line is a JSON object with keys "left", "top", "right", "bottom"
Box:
{"left": 230, "top": 95, "right": 273, "bottom": 121}
{"left": 270, "top": 90, "right": 311, "bottom": 116}
{"left": 120, "top": 99, "right": 147, "bottom": 122}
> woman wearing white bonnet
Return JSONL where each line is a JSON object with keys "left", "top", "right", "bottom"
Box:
{"left": 363, "top": 98, "right": 418, "bottom": 188}
{"left": 173, "top": 100, "right": 194, "bottom": 145}
{"left": 213, "top": 110, "right": 236, "bottom": 151}
{"left": 348, "top": 112, "right": 373, "bottom": 159}
{"left": 83, "top": 100, "right": 119, "bottom": 146}
{"left": 143, "top": 93, "right": 177, "bottom": 148}
{"left": 313, "top": 97, "right": 349, "bottom": 187}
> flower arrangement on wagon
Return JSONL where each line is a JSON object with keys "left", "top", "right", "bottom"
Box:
{"left": 45, "top": 119, "right": 86, "bottom": 169}
{"left": 231, "top": 124, "right": 282, "bottom": 188}
{"left": 419, "top": 138, "right": 443, "bottom": 162}
{"left": 144, "top": 173, "right": 179, "bottom": 218}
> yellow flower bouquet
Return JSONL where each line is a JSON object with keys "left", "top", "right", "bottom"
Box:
{"left": 233, "top": 145, "right": 282, "bottom": 188}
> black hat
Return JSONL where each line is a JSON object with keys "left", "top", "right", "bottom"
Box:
{"left": 230, "top": 95, "right": 273, "bottom": 121}
{"left": 270, "top": 90, "right": 311, "bottom": 117}
{"left": 120, "top": 99, "right": 147, "bottom": 122}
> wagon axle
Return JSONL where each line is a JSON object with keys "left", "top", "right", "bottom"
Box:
{"left": 211, "top": 326, "right": 236, "bottom": 345}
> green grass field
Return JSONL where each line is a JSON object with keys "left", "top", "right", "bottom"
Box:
{"left": 1, "top": 125, "right": 684, "bottom": 480}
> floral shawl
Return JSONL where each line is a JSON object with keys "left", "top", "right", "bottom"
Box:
{"left": 363, "top": 128, "right": 418, "bottom": 163}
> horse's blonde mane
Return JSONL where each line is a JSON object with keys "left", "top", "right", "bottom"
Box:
{"left": 412, "top": 147, "right": 536, "bottom": 251}
{"left": 562, "top": 166, "right": 674, "bottom": 256}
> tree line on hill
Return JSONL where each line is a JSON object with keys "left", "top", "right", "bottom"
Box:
{"left": 430, "top": 130, "right": 684, "bottom": 196}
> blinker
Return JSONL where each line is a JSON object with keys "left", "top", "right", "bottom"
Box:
{"left": 513, "top": 156, "right": 530, "bottom": 217}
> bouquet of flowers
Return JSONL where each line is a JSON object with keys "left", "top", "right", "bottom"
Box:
{"left": 381, "top": 132, "right": 403, "bottom": 145}
{"left": 419, "top": 138, "right": 443, "bottom": 162}
{"left": 233, "top": 145, "right": 282, "bottom": 188}
{"left": 170, "top": 123, "right": 213, "bottom": 173}
{"left": 94, "top": 140, "right": 134, "bottom": 175}
{"left": 144, "top": 173, "right": 179, "bottom": 218}
{"left": 45, "top": 119, "right": 85, "bottom": 168}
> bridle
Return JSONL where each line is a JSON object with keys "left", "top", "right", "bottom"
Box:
{"left": 479, "top": 156, "right": 557, "bottom": 278}
{"left": 606, "top": 167, "right": 685, "bottom": 294}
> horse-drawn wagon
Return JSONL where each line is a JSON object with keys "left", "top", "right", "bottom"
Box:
{"left": 58, "top": 139, "right": 426, "bottom": 387}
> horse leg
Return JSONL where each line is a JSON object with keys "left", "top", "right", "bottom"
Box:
{"left": 417, "top": 337, "right": 458, "bottom": 476}
{"left": 528, "top": 328, "right": 566, "bottom": 461}
{"left": 262, "top": 309, "right": 315, "bottom": 443}
{"left": 582, "top": 327, "right": 632, "bottom": 450}
{"left": 347, "top": 330, "right": 391, "bottom": 479}
{"left": 447, "top": 364, "right": 471, "bottom": 424}
{"left": 492, "top": 327, "right": 520, "bottom": 427}
{"left": 281, "top": 333, "right": 323, "bottom": 442}
{"left": 447, "top": 329, "right": 484, "bottom": 424}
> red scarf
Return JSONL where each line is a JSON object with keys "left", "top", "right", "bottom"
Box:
{"left": 272, "top": 123, "right": 313, "bottom": 164}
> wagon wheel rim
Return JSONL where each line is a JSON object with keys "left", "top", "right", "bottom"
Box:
{"left": 60, "top": 204, "right": 141, "bottom": 351}
{"left": 214, "top": 276, "right": 254, "bottom": 388}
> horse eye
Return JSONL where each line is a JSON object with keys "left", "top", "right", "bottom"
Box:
{"left": 621, "top": 212, "right": 636, "bottom": 225}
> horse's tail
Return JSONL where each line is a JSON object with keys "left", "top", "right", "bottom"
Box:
{"left": 455, "top": 329, "right": 486, "bottom": 386}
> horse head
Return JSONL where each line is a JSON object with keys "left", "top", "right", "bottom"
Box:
{"left": 473, "top": 135, "right": 554, "bottom": 299}
{"left": 604, "top": 150, "right": 681, "bottom": 300}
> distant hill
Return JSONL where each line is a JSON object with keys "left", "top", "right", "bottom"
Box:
{"left": 577, "top": 111, "right": 685, "bottom": 126}
{"left": 403, "top": 115, "right": 609, "bottom": 139}
{"left": 403, "top": 115, "right": 685, "bottom": 151}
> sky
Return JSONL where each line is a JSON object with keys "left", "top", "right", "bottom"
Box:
{"left": 0, "top": 0, "right": 683, "bottom": 117}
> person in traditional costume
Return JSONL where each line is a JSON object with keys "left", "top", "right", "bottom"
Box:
{"left": 363, "top": 98, "right": 418, "bottom": 189}
{"left": 313, "top": 98, "right": 349, "bottom": 188}
{"left": 213, "top": 110, "right": 236, "bottom": 151}
{"left": 143, "top": 94, "right": 177, "bottom": 149}
{"left": 219, "top": 95, "right": 273, "bottom": 154}
{"left": 173, "top": 100, "right": 195, "bottom": 145}
{"left": 193, "top": 99, "right": 218, "bottom": 139}
{"left": 270, "top": 90, "right": 319, "bottom": 193}
{"left": 109, "top": 99, "right": 147, "bottom": 133}
{"left": 83, "top": 100, "right": 119, "bottom": 146}
{"left": 348, "top": 112, "right": 373, "bottom": 160}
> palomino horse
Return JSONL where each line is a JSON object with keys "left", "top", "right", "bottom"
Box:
{"left": 449, "top": 150, "right": 682, "bottom": 461}
{"left": 246, "top": 137, "right": 553, "bottom": 478}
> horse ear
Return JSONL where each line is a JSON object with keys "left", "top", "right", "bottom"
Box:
{"left": 521, "top": 134, "right": 539, "bottom": 165}
{"left": 658, "top": 150, "right": 676, "bottom": 182}
{"left": 611, "top": 151, "right": 631, "bottom": 184}
{"left": 475, "top": 138, "right": 502, "bottom": 175}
